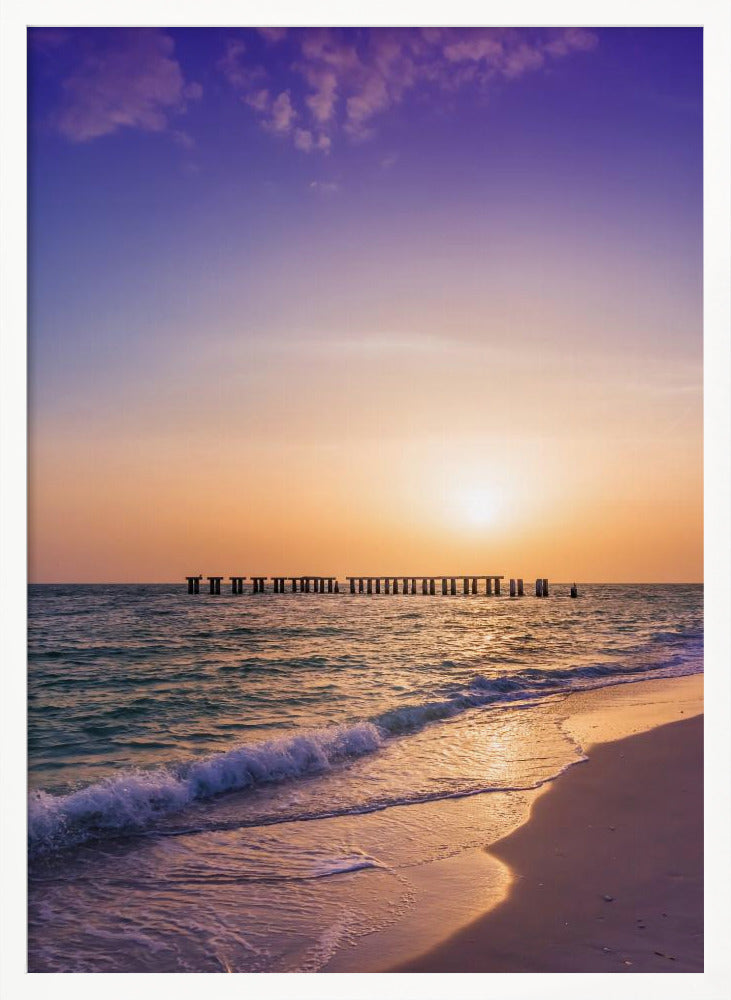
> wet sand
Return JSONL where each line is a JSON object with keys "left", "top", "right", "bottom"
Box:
{"left": 394, "top": 707, "right": 703, "bottom": 972}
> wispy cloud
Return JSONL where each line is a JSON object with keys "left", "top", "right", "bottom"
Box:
{"left": 220, "top": 27, "right": 598, "bottom": 152}
{"left": 308, "top": 180, "right": 339, "bottom": 195}
{"left": 36, "top": 28, "right": 202, "bottom": 142}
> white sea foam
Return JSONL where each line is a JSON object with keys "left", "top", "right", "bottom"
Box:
{"left": 29, "top": 722, "right": 383, "bottom": 855}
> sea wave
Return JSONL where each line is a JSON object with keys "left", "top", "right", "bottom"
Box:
{"left": 28, "top": 639, "right": 701, "bottom": 858}
{"left": 28, "top": 722, "right": 382, "bottom": 857}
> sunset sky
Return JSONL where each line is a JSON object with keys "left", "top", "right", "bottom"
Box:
{"left": 27, "top": 27, "right": 702, "bottom": 583}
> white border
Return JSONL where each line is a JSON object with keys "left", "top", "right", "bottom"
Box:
{"left": 2, "top": 3, "right": 729, "bottom": 999}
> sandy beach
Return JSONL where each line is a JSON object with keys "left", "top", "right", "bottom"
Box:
{"left": 393, "top": 676, "right": 703, "bottom": 973}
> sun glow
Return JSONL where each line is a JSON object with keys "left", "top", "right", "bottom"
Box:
{"left": 455, "top": 488, "right": 499, "bottom": 528}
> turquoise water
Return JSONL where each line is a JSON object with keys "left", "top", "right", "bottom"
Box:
{"left": 28, "top": 583, "right": 702, "bottom": 971}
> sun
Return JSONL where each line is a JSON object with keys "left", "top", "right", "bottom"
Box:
{"left": 455, "top": 488, "right": 498, "bottom": 528}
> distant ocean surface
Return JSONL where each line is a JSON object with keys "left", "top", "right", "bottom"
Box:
{"left": 28, "top": 583, "right": 703, "bottom": 972}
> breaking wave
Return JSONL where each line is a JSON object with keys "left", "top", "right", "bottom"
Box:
{"left": 28, "top": 638, "right": 701, "bottom": 858}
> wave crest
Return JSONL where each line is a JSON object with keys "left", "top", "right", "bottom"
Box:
{"left": 29, "top": 722, "right": 382, "bottom": 856}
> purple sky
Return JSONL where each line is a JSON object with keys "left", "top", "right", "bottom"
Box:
{"left": 27, "top": 28, "right": 703, "bottom": 581}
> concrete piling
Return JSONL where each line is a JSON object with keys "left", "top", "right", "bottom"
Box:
{"left": 542, "top": 578, "right": 549, "bottom": 597}
{"left": 535, "top": 578, "right": 543, "bottom": 597}
{"left": 191, "top": 573, "right": 527, "bottom": 600}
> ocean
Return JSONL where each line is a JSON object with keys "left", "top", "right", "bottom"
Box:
{"left": 27, "top": 583, "right": 703, "bottom": 972}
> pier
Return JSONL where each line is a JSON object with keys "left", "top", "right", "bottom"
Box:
{"left": 182, "top": 574, "right": 559, "bottom": 597}
{"left": 345, "top": 575, "right": 503, "bottom": 596}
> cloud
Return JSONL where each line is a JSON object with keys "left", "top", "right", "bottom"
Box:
{"left": 171, "top": 129, "right": 195, "bottom": 150}
{"left": 218, "top": 38, "right": 265, "bottom": 92}
{"left": 220, "top": 27, "right": 599, "bottom": 152}
{"left": 303, "top": 68, "right": 339, "bottom": 123}
{"left": 257, "top": 27, "right": 288, "bottom": 44}
{"left": 48, "top": 29, "right": 202, "bottom": 142}
{"left": 244, "top": 88, "right": 270, "bottom": 113}
{"left": 544, "top": 27, "right": 598, "bottom": 57}
{"left": 266, "top": 91, "right": 296, "bottom": 133}
{"left": 294, "top": 129, "right": 331, "bottom": 153}
{"left": 308, "top": 180, "right": 339, "bottom": 195}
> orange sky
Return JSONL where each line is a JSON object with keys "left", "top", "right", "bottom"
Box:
{"left": 29, "top": 329, "right": 702, "bottom": 582}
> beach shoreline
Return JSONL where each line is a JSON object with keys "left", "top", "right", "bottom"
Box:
{"left": 322, "top": 673, "right": 703, "bottom": 973}
{"left": 390, "top": 675, "right": 703, "bottom": 973}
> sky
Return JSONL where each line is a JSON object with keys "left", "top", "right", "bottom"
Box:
{"left": 27, "top": 27, "right": 703, "bottom": 583}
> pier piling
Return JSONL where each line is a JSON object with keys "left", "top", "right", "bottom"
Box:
{"left": 191, "top": 572, "right": 517, "bottom": 599}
